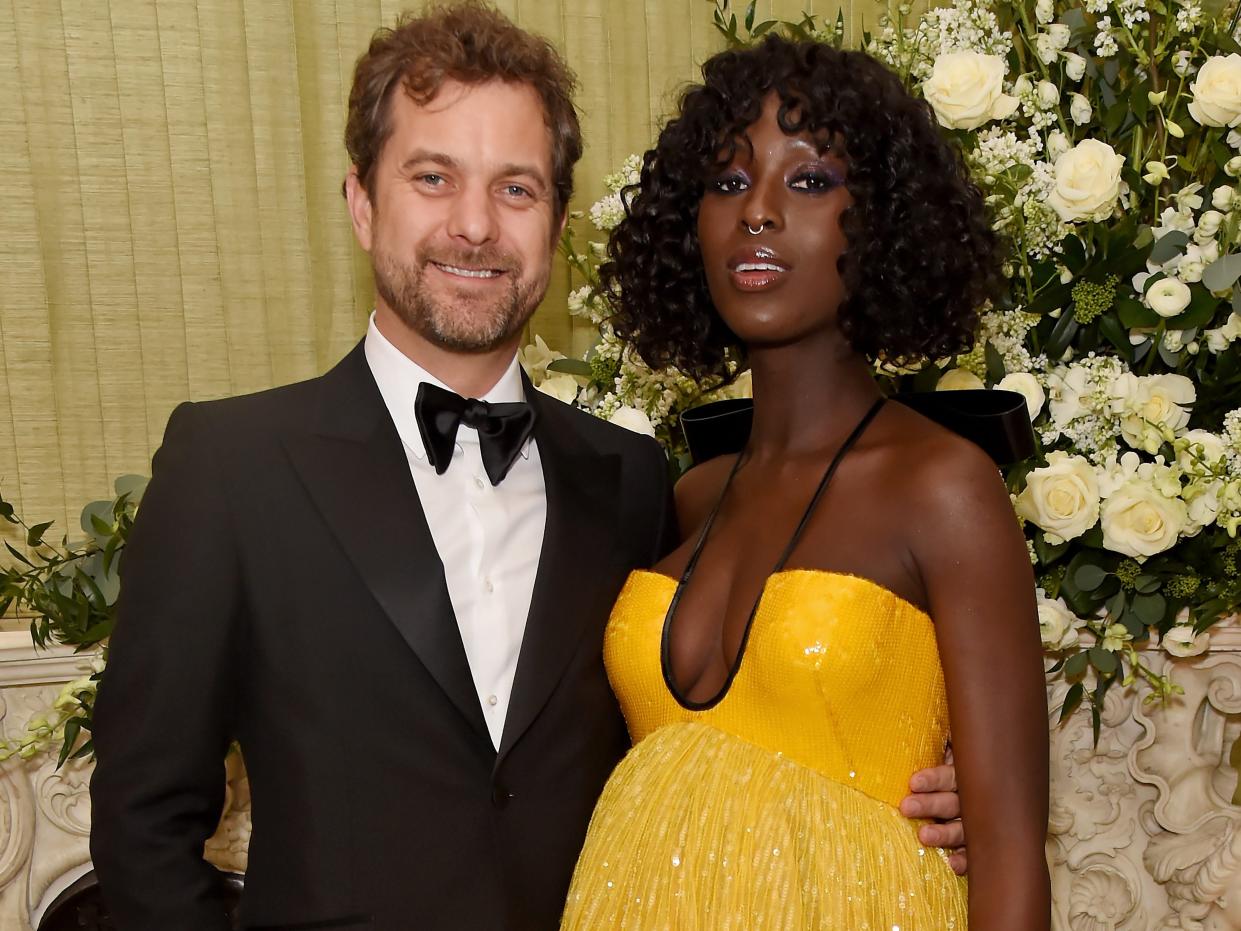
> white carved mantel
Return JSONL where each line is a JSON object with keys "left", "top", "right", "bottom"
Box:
{"left": 0, "top": 626, "right": 1237, "bottom": 930}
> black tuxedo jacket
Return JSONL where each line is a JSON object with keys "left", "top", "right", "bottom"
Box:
{"left": 89, "top": 343, "right": 674, "bottom": 931}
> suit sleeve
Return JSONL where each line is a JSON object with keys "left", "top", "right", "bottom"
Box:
{"left": 90, "top": 401, "right": 243, "bottom": 931}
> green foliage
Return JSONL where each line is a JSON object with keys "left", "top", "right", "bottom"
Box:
{"left": 0, "top": 476, "right": 146, "bottom": 765}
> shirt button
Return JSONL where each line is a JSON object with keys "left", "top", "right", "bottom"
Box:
{"left": 473, "top": 476, "right": 486, "bottom": 490}
{"left": 487, "top": 694, "right": 498, "bottom": 706}
{"left": 483, "top": 578, "right": 495, "bottom": 593}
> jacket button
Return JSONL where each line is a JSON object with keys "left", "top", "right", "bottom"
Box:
{"left": 491, "top": 785, "right": 512, "bottom": 808}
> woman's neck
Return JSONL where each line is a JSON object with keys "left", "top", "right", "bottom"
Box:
{"left": 744, "top": 333, "right": 882, "bottom": 462}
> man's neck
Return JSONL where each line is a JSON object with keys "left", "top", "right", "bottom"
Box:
{"left": 374, "top": 305, "right": 521, "bottom": 399}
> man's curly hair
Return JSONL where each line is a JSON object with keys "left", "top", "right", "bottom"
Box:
{"left": 600, "top": 35, "right": 1002, "bottom": 381}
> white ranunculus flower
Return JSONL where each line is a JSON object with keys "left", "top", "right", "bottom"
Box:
{"left": 1100, "top": 480, "right": 1188, "bottom": 559}
{"left": 1037, "top": 592, "right": 1081, "bottom": 650}
{"left": 537, "top": 373, "right": 580, "bottom": 405}
{"left": 1188, "top": 54, "right": 1241, "bottom": 127}
{"left": 1046, "top": 129, "right": 1071, "bottom": 159}
{"left": 1212, "top": 185, "right": 1236, "bottom": 210}
{"left": 1037, "top": 80, "right": 1060, "bottom": 107}
{"left": 998, "top": 372, "right": 1046, "bottom": 419}
{"left": 1036, "top": 0, "right": 1054, "bottom": 22}
{"left": 608, "top": 405, "right": 656, "bottom": 437}
{"left": 1111, "top": 373, "right": 1196, "bottom": 452}
{"left": 1163, "top": 623, "right": 1210, "bottom": 657}
{"left": 922, "top": 52, "right": 1019, "bottom": 130}
{"left": 936, "top": 367, "right": 985, "bottom": 391}
{"left": 1047, "top": 23, "right": 1071, "bottom": 48}
{"left": 1145, "top": 277, "right": 1192, "bottom": 318}
{"left": 1047, "top": 139, "right": 1125, "bottom": 222}
{"left": 1069, "top": 93, "right": 1093, "bottom": 125}
{"left": 1015, "top": 451, "right": 1101, "bottom": 544}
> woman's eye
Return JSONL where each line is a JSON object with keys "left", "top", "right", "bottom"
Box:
{"left": 711, "top": 174, "right": 748, "bottom": 194}
{"left": 790, "top": 171, "right": 838, "bottom": 192}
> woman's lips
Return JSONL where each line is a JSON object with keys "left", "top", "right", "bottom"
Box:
{"left": 728, "top": 261, "right": 789, "bottom": 291}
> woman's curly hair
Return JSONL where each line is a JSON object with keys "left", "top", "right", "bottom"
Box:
{"left": 600, "top": 35, "right": 1003, "bottom": 381}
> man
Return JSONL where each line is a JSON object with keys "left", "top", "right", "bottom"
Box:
{"left": 89, "top": 4, "right": 966, "bottom": 929}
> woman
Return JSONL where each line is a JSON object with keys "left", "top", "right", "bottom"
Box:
{"left": 561, "top": 35, "right": 1050, "bottom": 930}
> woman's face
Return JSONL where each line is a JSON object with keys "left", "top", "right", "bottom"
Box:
{"left": 697, "top": 93, "right": 853, "bottom": 348}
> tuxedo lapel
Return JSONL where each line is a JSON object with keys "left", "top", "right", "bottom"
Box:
{"left": 283, "top": 344, "right": 490, "bottom": 743}
{"left": 498, "top": 383, "right": 621, "bottom": 761}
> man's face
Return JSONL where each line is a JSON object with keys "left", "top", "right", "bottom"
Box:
{"left": 348, "top": 79, "right": 561, "bottom": 353}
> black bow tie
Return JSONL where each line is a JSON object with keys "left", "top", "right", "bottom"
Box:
{"left": 414, "top": 382, "right": 537, "bottom": 486}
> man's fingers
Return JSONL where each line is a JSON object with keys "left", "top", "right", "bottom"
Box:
{"left": 948, "top": 850, "right": 968, "bottom": 876}
{"left": 916, "top": 819, "right": 965, "bottom": 850}
{"left": 908, "top": 763, "right": 956, "bottom": 794}
{"left": 900, "top": 791, "right": 963, "bottom": 822}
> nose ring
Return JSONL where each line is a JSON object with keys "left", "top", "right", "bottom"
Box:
{"left": 745, "top": 222, "right": 765, "bottom": 235}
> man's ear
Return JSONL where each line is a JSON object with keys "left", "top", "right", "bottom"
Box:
{"left": 345, "top": 167, "right": 374, "bottom": 253}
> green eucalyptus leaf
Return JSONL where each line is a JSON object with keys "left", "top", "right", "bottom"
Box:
{"left": 1065, "top": 651, "right": 1089, "bottom": 680}
{"left": 1134, "top": 226, "right": 1155, "bottom": 250}
{"left": 1075, "top": 563, "right": 1109, "bottom": 591}
{"left": 1149, "top": 230, "right": 1190, "bottom": 265}
{"left": 80, "top": 501, "right": 114, "bottom": 542}
{"left": 1132, "top": 592, "right": 1168, "bottom": 626}
{"left": 1134, "top": 574, "right": 1161, "bottom": 594}
{"left": 112, "top": 474, "right": 148, "bottom": 502}
{"left": 1088, "top": 646, "right": 1118, "bottom": 675}
{"left": 1202, "top": 253, "right": 1241, "bottom": 292}
{"left": 1106, "top": 589, "right": 1127, "bottom": 620}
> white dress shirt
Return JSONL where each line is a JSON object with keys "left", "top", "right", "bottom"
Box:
{"left": 364, "top": 315, "right": 546, "bottom": 749}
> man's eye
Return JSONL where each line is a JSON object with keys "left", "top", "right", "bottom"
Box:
{"left": 418, "top": 173, "right": 444, "bottom": 186}
{"left": 504, "top": 184, "right": 532, "bottom": 198}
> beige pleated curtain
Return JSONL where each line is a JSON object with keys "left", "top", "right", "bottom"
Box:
{"left": 1, "top": 0, "right": 879, "bottom": 539}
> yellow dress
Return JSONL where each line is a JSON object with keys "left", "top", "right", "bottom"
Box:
{"left": 559, "top": 567, "right": 969, "bottom": 930}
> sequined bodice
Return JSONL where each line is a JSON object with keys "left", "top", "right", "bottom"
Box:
{"left": 603, "top": 568, "right": 950, "bottom": 809}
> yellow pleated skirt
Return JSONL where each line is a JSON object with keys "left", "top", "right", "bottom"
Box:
{"left": 561, "top": 722, "right": 968, "bottom": 930}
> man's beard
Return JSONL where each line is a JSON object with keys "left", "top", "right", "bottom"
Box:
{"left": 372, "top": 242, "right": 546, "bottom": 354}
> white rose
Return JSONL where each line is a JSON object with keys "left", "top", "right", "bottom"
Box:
{"left": 537, "top": 373, "right": 580, "bottom": 405}
{"left": 998, "top": 372, "right": 1047, "bottom": 419}
{"left": 1111, "top": 372, "right": 1196, "bottom": 452}
{"left": 1163, "top": 623, "right": 1210, "bottom": 657}
{"left": 1145, "top": 277, "right": 1192, "bottom": 318}
{"left": 922, "top": 52, "right": 1019, "bottom": 130}
{"left": 1036, "top": 0, "right": 1054, "bottom": 22}
{"left": 1046, "top": 130, "right": 1071, "bottom": 160}
{"left": 1188, "top": 54, "right": 1241, "bottom": 127}
{"left": 608, "top": 405, "right": 656, "bottom": 437}
{"left": 1037, "top": 80, "right": 1060, "bottom": 107}
{"left": 1063, "top": 52, "right": 1086, "bottom": 81}
{"left": 1047, "top": 139, "right": 1125, "bottom": 222}
{"left": 1047, "top": 23, "right": 1071, "bottom": 49}
{"left": 936, "top": 368, "right": 985, "bottom": 391}
{"left": 1212, "top": 185, "right": 1236, "bottom": 210}
{"left": 1069, "top": 93, "right": 1093, "bottom": 125}
{"left": 1015, "top": 451, "right": 1101, "bottom": 543}
{"left": 1037, "top": 593, "right": 1081, "bottom": 650}
{"left": 1100, "top": 480, "right": 1188, "bottom": 558}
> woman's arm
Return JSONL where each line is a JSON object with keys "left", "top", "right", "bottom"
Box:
{"left": 910, "top": 437, "right": 1050, "bottom": 931}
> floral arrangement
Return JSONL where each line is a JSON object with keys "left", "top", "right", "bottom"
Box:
{"left": 0, "top": 478, "right": 143, "bottom": 765}
{"left": 521, "top": 0, "right": 1241, "bottom": 737}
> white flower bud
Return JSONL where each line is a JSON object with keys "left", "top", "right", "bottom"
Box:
{"left": 1014, "top": 74, "right": 1034, "bottom": 97}
{"left": 1226, "top": 156, "right": 1241, "bottom": 177}
{"left": 1212, "top": 185, "right": 1236, "bottom": 210}
{"left": 1047, "top": 23, "right": 1071, "bottom": 49}
{"left": 1036, "top": 0, "right": 1054, "bottom": 23}
{"left": 1070, "top": 93, "right": 1093, "bottom": 125}
{"left": 1063, "top": 52, "right": 1086, "bottom": 81}
{"left": 1047, "top": 129, "right": 1071, "bottom": 159}
{"left": 1198, "top": 209, "right": 1224, "bottom": 237}
{"left": 1038, "top": 80, "right": 1060, "bottom": 108}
